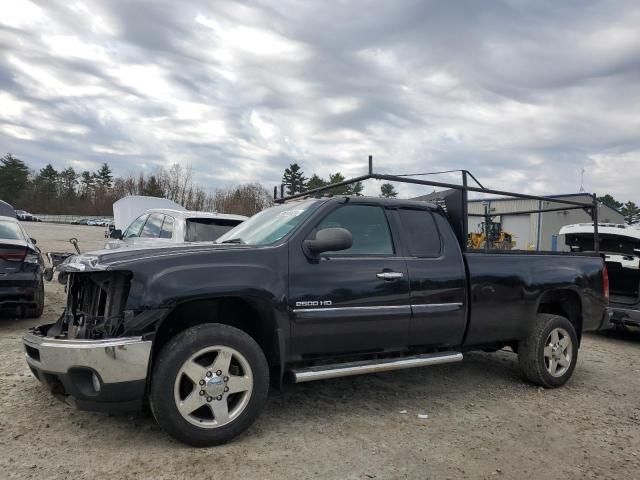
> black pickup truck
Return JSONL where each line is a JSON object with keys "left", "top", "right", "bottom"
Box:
{"left": 23, "top": 196, "right": 608, "bottom": 446}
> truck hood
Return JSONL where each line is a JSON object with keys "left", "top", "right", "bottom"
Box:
{"left": 57, "top": 242, "right": 254, "bottom": 272}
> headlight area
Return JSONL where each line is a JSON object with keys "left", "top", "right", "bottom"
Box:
{"left": 62, "top": 271, "right": 132, "bottom": 340}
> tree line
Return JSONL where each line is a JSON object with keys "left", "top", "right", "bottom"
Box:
{"left": 0, "top": 153, "right": 272, "bottom": 217}
{"left": 281, "top": 162, "right": 398, "bottom": 198}
{"left": 597, "top": 194, "right": 640, "bottom": 224}
{"left": 2, "top": 152, "right": 637, "bottom": 223}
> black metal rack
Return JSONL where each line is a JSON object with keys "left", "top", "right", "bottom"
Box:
{"left": 274, "top": 155, "right": 600, "bottom": 253}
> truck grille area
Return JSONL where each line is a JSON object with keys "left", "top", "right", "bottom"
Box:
{"left": 64, "top": 272, "right": 131, "bottom": 339}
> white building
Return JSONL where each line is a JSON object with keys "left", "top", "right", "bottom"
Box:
{"left": 413, "top": 192, "right": 625, "bottom": 251}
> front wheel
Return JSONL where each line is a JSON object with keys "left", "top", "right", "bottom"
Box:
{"left": 518, "top": 313, "right": 578, "bottom": 388}
{"left": 150, "top": 324, "right": 269, "bottom": 446}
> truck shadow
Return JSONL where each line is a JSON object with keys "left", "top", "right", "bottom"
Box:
{"left": 592, "top": 329, "right": 640, "bottom": 343}
{"left": 95, "top": 350, "right": 526, "bottom": 447}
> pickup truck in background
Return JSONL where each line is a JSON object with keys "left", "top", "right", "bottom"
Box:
{"left": 561, "top": 222, "right": 639, "bottom": 331}
{"left": 23, "top": 196, "right": 608, "bottom": 446}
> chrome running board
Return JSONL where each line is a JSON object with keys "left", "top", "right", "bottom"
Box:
{"left": 289, "top": 352, "right": 463, "bottom": 383}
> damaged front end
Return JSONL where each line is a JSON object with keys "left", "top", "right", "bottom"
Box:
{"left": 23, "top": 266, "right": 154, "bottom": 412}
{"left": 57, "top": 270, "right": 131, "bottom": 340}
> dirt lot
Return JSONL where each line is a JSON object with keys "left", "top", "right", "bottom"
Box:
{"left": 1, "top": 222, "right": 639, "bottom": 479}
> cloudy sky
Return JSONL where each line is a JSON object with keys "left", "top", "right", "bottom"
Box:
{"left": 1, "top": 0, "right": 639, "bottom": 201}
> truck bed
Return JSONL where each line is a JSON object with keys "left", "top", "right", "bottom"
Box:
{"left": 463, "top": 252, "right": 606, "bottom": 346}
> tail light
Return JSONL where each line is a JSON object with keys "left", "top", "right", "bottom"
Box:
{"left": 0, "top": 247, "right": 27, "bottom": 262}
{"left": 602, "top": 265, "right": 610, "bottom": 302}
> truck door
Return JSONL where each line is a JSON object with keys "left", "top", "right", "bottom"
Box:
{"left": 393, "top": 208, "right": 467, "bottom": 347}
{"left": 289, "top": 203, "right": 411, "bottom": 356}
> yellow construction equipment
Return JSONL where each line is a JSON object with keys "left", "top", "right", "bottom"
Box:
{"left": 468, "top": 220, "right": 515, "bottom": 250}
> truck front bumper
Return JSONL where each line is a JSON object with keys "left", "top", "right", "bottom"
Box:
{"left": 23, "top": 324, "right": 152, "bottom": 412}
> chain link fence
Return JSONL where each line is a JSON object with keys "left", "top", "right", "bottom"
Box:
{"left": 32, "top": 214, "right": 114, "bottom": 224}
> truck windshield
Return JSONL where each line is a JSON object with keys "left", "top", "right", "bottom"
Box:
{"left": 216, "top": 199, "right": 321, "bottom": 246}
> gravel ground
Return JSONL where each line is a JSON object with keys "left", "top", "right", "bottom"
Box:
{"left": 1, "top": 222, "right": 639, "bottom": 479}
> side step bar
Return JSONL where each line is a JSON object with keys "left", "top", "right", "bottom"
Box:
{"left": 289, "top": 351, "right": 463, "bottom": 383}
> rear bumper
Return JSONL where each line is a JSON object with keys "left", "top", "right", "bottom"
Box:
{"left": 23, "top": 325, "right": 152, "bottom": 412}
{"left": 607, "top": 304, "right": 640, "bottom": 330}
{"left": 0, "top": 273, "right": 40, "bottom": 309}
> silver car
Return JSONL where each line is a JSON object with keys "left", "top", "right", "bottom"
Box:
{"left": 105, "top": 209, "right": 247, "bottom": 249}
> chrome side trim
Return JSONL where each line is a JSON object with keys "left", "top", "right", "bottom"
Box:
{"left": 411, "top": 302, "right": 464, "bottom": 314}
{"left": 292, "top": 305, "right": 409, "bottom": 314}
{"left": 23, "top": 332, "right": 152, "bottom": 384}
{"left": 290, "top": 352, "right": 463, "bottom": 383}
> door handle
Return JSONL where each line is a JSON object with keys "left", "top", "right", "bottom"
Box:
{"left": 376, "top": 271, "right": 404, "bottom": 280}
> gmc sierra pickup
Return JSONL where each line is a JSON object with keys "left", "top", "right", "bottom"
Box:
{"left": 23, "top": 196, "right": 609, "bottom": 446}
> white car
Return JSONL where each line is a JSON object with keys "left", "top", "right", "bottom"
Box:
{"left": 105, "top": 209, "right": 247, "bottom": 249}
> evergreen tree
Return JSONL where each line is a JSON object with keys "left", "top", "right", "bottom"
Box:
{"left": 80, "top": 170, "right": 95, "bottom": 197}
{"left": 37, "top": 164, "right": 60, "bottom": 199}
{"left": 95, "top": 162, "right": 113, "bottom": 188}
{"left": 281, "top": 163, "right": 307, "bottom": 195}
{"left": 597, "top": 194, "right": 623, "bottom": 211}
{"left": 621, "top": 201, "right": 640, "bottom": 224}
{"left": 380, "top": 183, "right": 398, "bottom": 198}
{"left": 59, "top": 167, "right": 78, "bottom": 199}
{"left": 307, "top": 174, "right": 327, "bottom": 191}
{"left": 0, "top": 153, "right": 30, "bottom": 205}
{"left": 143, "top": 175, "right": 164, "bottom": 197}
{"left": 326, "top": 172, "right": 348, "bottom": 195}
{"left": 347, "top": 181, "right": 364, "bottom": 196}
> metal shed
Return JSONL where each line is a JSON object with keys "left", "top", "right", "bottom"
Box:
{"left": 413, "top": 191, "right": 623, "bottom": 251}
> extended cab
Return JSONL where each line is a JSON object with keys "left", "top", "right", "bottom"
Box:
{"left": 23, "top": 196, "right": 608, "bottom": 446}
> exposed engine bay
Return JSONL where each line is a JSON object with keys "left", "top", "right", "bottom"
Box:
{"left": 48, "top": 272, "right": 131, "bottom": 340}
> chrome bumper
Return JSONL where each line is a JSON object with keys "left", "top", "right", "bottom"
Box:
{"left": 23, "top": 328, "right": 152, "bottom": 412}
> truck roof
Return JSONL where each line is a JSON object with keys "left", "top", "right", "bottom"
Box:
{"left": 302, "top": 195, "right": 440, "bottom": 211}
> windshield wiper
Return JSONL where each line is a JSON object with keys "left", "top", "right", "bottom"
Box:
{"left": 220, "top": 238, "right": 245, "bottom": 244}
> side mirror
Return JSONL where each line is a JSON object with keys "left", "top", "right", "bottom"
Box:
{"left": 30, "top": 237, "right": 37, "bottom": 244}
{"left": 304, "top": 228, "right": 352, "bottom": 256}
{"left": 109, "top": 229, "right": 123, "bottom": 239}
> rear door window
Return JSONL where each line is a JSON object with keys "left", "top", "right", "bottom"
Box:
{"left": 185, "top": 218, "right": 243, "bottom": 242}
{"left": 159, "top": 216, "right": 174, "bottom": 239}
{"left": 140, "top": 213, "right": 164, "bottom": 238}
{"left": 397, "top": 208, "right": 441, "bottom": 257}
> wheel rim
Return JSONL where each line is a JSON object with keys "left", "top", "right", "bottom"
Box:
{"left": 173, "top": 345, "right": 253, "bottom": 428}
{"left": 543, "top": 327, "right": 573, "bottom": 378}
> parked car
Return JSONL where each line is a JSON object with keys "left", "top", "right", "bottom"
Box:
{"left": 561, "top": 222, "right": 640, "bottom": 331}
{"left": 0, "top": 216, "right": 44, "bottom": 317}
{"left": 15, "top": 210, "right": 33, "bottom": 221}
{"left": 87, "top": 218, "right": 111, "bottom": 226}
{"left": 72, "top": 218, "right": 91, "bottom": 225}
{"left": 23, "top": 196, "right": 608, "bottom": 446}
{"left": 104, "top": 209, "right": 247, "bottom": 249}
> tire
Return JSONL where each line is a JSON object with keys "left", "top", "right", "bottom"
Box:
{"left": 518, "top": 313, "right": 578, "bottom": 388}
{"left": 150, "top": 323, "right": 269, "bottom": 447}
{"left": 23, "top": 279, "right": 44, "bottom": 318}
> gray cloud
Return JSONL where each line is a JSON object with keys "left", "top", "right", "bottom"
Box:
{"left": 1, "top": 0, "right": 639, "bottom": 201}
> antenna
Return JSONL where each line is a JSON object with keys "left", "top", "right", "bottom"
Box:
{"left": 579, "top": 167, "right": 585, "bottom": 193}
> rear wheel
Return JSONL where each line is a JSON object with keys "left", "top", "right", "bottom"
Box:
{"left": 150, "top": 323, "right": 269, "bottom": 446}
{"left": 518, "top": 313, "right": 578, "bottom": 388}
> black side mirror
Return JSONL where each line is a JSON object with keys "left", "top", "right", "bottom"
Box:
{"left": 110, "top": 229, "right": 123, "bottom": 239}
{"left": 304, "top": 227, "right": 352, "bottom": 256}
{"left": 30, "top": 237, "right": 37, "bottom": 244}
